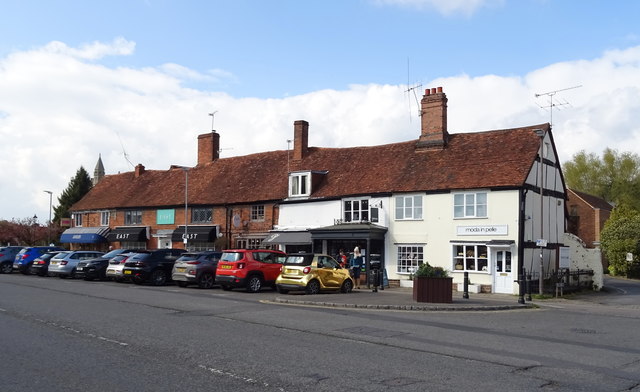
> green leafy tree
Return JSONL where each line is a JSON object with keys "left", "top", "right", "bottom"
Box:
{"left": 563, "top": 149, "right": 640, "bottom": 210}
{"left": 53, "top": 167, "right": 93, "bottom": 224}
{"left": 600, "top": 204, "right": 640, "bottom": 277}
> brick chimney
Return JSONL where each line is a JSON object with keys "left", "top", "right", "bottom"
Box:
{"left": 134, "top": 163, "right": 145, "bottom": 177}
{"left": 416, "top": 87, "right": 448, "bottom": 150}
{"left": 292, "top": 120, "right": 309, "bottom": 161}
{"left": 197, "top": 131, "right": 220, "bottom": 165}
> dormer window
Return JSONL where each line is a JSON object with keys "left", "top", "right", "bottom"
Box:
{"left": 289, "top": 172, "right": 310, "bottom": 197}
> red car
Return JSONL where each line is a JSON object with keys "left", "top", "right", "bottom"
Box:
{"left": 214, "top": 249, "right": 286, "bottom": 292}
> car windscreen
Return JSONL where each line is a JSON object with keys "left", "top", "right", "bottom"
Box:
{"left": 220, "top": 252, "right": 243, "bottom": 262}
{"left": 283, "top": 255, "right": 314, "bottom": 266}
{"left": 128, "top": 253, "right": 150, "bottom": 261}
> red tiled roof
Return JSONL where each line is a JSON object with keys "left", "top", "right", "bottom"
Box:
{"left": 71, "top": 123, "right": 550, "bottom": 211}
{"left": 568, "top": 189, "right": 613, "bottom": 211}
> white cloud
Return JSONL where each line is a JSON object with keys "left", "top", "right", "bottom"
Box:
{"left": 1, "top": 40, "right": 640, "bottom": 220}
{"left": 43, "top": 37, "right": 135, "bottom": 60}
{"left": 372, "top": 0, "right": 505, "bottom": 16}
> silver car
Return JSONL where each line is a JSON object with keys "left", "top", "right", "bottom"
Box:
{"left": 172, "top": 251, "right": 222, "bottom": 289}
{"left": 105, "top": 252, "right": 138, "bottom": 282}
{"left": 48, "top": 251, "right": 104, "bottom": 278}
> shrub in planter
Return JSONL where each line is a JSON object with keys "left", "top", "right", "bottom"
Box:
{"left": 413, "top": 262, "right": 453, "bottom": 303}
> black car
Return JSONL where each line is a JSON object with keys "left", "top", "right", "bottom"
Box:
{"left": 75, "top": 248, "right": 143, "bottom": 281}
{"left": 30, "top": 251, "right": 66, "bottom": 276}
{"left": 122, "top": 249, "right": 186, "bottom": 286}
{"left": 171, "top": 251, "right": 222, "bottom": 289}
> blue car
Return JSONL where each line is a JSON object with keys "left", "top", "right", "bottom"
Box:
{"left": 13, "top": 246, "right": 66, "bottom": 274}
{"left": 1, "top": 246, "right": 24, "bottom": 274}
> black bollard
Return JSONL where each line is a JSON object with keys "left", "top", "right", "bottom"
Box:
{"left": 463, "top": 271, "right": 469, "bottom": 299}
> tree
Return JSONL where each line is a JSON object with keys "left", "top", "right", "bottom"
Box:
{"left": 0, "top": 217, "right": 46, "bottom": 246}
{"left": 600, "top": 204, "right": 640, "bottom": 277}
{"left": 53, "top": 166, "right": 93, "bottom": 224}
{"left": 563, "top": 149, "right": 640, "bottom": 210}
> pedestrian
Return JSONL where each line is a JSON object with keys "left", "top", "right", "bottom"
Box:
{"left": 352, "top": 245, "right": 363, "bottom": 289}
{"left": 338, "top": 249, "right": 348, "bottom": 269}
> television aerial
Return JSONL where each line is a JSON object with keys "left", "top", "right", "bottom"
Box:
{"left": 535, "top": 85, "right": 582, "bottom": 126}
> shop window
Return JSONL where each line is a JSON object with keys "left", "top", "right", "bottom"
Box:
{"left": 454, "top": 192, "right": 487, "bottom": 218}
{"left": 453, "top": 244, "right": 488, "bottom": 272}
{"left": 396, "top": 245, "right": 424, "bottom": 274}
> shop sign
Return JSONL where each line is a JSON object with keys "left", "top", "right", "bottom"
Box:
{"left": 456, "top": 225, "right": 508, "bottom": 236}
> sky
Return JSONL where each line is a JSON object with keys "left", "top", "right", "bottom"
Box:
{"left": 1, "top": 0, "right": 640, "bottom": 222}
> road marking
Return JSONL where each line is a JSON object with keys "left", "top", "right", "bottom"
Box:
{"left": 198, "top": 364, "right": 286, "bottom": 391}
{"left": 34, "top": 318, "right": 129, "bottom": 346}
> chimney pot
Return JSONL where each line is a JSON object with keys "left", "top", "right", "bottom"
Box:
{"left": 437, "top": 86, "right": 443, "bottom": 93}
{"left": 424, "top": 88, "right": 430, "bottom": 95}
{"left": 431, "top": 88, "right": 436, "bottom": 94}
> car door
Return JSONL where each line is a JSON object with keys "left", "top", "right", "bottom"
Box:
{"left": 317, "top": 256, "right": 341, "bottom": 288}
{"left": 259, "top": 252, "right": 282, "bottom": 282}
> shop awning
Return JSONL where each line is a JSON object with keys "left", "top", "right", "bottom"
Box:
{"left": 171, "top": 226, "right": 218, "bottom": 242}
{"left": 309, "top": 223, "right": 387, "bottom": 240}
{"left": 106, "top": 226, "right": 149, "bottom": 242}
{"left": 262, "top": 231, "right": 311, "bottom": 245}
{"left": 60, "top": 227, "right": 110, "bottom": 244}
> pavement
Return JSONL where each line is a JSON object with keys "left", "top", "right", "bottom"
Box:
{"left": 271, "top": 286, "right": 536, "bottom": 311}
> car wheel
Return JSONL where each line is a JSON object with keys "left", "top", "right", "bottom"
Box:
{"left": 277, "top": 286, "right": 289, "bottom": 294}
{"left": 197, "top": 273, "right": 215, "bottom": 289}
{"left": 150, "top": 270, "right": 167, "bottom": 286}
{"left": 176, "top": 281, "right": 188, "bottom": 288}
{"left": 0, "top": 263, "right": 12, "bottom": 274}
{"left": 341, "top": 279, "right": 354, "bottom": 293}
{"left": 221, "top": 285, "right": 232, "bottom": 291}
{"left": 246, "top": 275, "right": 263, "bottom": 293}
{"left": 305, "top": 280, "right": 321, "bottom": 295}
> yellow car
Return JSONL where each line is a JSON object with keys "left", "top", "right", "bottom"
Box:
{"left": 276, "top": 253, "right": 354, "bottom": 294}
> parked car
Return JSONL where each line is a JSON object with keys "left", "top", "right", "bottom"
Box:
{"left": 0, "top": 246, "right": 24, "bottom": 273}
{"left": 276, "top": 253, "right": 354, "bottom": 294}
{"left": 171, "top": 251, "right": 222, "bottom": 289}
{"left": 122, "top": 249, "right": 186, "bottom": 286}
{"left": 13, "top": 246, "right": 66, "bottom": 274}
{"left": 75, "top": 248, "right": 142, "bottom": 281}
{"left": 214, "top": 249, "right": 286, "bottom": 292}
{"left": 48, "top": 251, "right": 105, "bottom": 278}
{"left": 105, "top": 252, "right": 138, "bottom": 282}
{"left": 30, "top": 251, "right": 66, "bottom": 276}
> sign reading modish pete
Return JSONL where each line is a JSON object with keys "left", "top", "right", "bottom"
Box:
{"left": 456, "top": 225, "right": 508, "bottom": 236}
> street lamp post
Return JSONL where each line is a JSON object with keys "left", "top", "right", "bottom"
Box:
{"left": 181, "top": 167, "right": 189, "bottom": 250}
{"left": 534, "top": 129, "right": 546, "bottom": 295}
{"left": 44, "top": 190, "right": 52, "bottom": 245}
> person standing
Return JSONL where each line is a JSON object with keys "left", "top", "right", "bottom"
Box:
{"left": 352, "top": 245, "right": 363, "bottom": 289}
{"left": 337, "top": 249, "right": 348, "bottom": 268}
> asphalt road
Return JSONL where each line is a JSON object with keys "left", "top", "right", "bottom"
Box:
{"left": 1, "top": 274, "right": 639, "bottom": 391}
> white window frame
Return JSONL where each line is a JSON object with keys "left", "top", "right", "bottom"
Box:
{"left": 100, "top": 211, "right": 110, "bottom": 226}
{"left": 289, "top": 172, "right": 310, "bottom": 197}
{"left": 73, "top": 213, "right": 83, "bottom": 227}
{"left": 452, "top": 244, "right": 489, "bottom": 273}
{"left": 395, "top": 195, "right": 423, "bottom": 220}
{"left": 453, "top": 192, "right": 488, "bottom": 218}
{"left": 343, "top": 198, "right": 370, "bottom": 222}
{"left": 396, "top": 244, "right": 424, "bottom": 274}
{"left": 251, "top": 205, "right": 265, "bottom": 221}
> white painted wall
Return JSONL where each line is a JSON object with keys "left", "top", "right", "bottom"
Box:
{"left": 275, "top": 200, "right": 341, "bottom": 230}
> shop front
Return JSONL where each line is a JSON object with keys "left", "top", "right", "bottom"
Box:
{"left": 171, "top": 225, "right": 220, "bottom": 251}
{"left": 106, "top": 226, "right": 149, "bottom": 249}
{"left": 60, "top": 226, "right": 110, "bottom": 250}
{"left": 309, "top": 223, "right": 387, "bottom": 286}
{"left": 262, "top": 231, "right": 312, "bottom": 253}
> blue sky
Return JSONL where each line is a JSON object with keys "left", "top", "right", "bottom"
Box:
{"left": 1, "top": 0, "right": 640, "bottom": 222}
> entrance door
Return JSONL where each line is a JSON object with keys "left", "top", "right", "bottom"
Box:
{"left": 159, "top": 238, "right": 171, "bottom": 249}
{"left": 493, "top": 249, "right": 513, "bottom": 294}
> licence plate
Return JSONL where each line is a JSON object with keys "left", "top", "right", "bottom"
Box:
{"left": 107, "top": 269, "right": 115, "bottom": 274}
{"left": 176, "top": 267, "right": 186, "bottom": 273}
{"left": 220, "top": 265, "right": 232, "bottom": 269}
{"left": 124, "top": 270, "right": 132, "bottom": 275}
{"left": 285, "top": 269, "right": 298, "bottom": 275}
{"left": 51, "top": 261, "right": 58, "bottom": 265}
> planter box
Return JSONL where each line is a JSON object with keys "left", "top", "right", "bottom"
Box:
{"left": 457, "top": 283, "right": 481, "bottom": 293}
{"left": 413, "top": 277, "right": 453, "bottom": 303}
